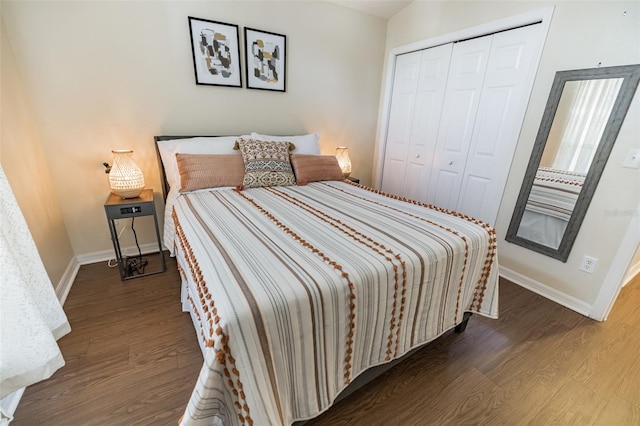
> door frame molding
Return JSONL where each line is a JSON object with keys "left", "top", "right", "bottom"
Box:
{"left": 589, "top": 200, "right": 640, "bottom": 320}
{"left": 373, "top": 6, "right": 555, "bottom": 188}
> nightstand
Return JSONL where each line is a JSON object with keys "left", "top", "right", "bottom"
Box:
{"left": 104, "top": 189, "right": 165, "bottom": 281}
{"left": 346, "top": 176, "right": 360, "bottom": 184}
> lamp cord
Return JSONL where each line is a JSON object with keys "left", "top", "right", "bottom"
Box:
{"left": 107, "top": 217, "right": 147, "bottom": 275}
{"left": 131, "top": 217, "right": 142, "bottom": 260}
{"left": 125, "top": 217, "right": 147, "bottom": 276}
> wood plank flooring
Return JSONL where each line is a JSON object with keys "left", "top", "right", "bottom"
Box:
{"left": 13, "top": 255, "right": 640, "bottom": 425}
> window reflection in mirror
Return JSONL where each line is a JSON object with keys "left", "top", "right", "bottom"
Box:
{"left": 542, "top": 78, "right": 623, "bottom": 174}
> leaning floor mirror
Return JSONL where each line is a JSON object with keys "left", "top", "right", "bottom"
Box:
{"left": 506, "top": 64, "right": 640, "bottom": 262}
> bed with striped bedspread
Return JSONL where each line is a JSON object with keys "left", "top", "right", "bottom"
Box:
{"left": 172, "top": 180, "right": 499, "bottom": 426}
{"left": 526, "top": 168, "right": 585, "bottom": 220}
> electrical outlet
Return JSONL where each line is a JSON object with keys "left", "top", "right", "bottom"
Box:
{"left": 579, "top": 256, "right": 598, "bottom": 274}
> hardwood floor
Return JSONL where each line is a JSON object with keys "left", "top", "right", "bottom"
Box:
{"left": 14, "top": 256, "right": 640, "bottom": 425}
{"left": 13, "top": 253, "right": 203, "bottom": 425}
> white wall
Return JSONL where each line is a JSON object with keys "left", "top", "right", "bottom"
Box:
{"left": 2, "top": 0, "right": 387, "bottom": 255}
{"left": 1, "top": 16, "right": 75, "bottom": 285}
{"left": 382, "top": 1, "right": 640, "bottom": 312}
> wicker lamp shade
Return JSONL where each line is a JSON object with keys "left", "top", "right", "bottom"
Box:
{"left": 109, "top": 150, "right": 145, "bottom": 198}
{"left": 335, "top": 146, "right": 352, "bottom": 178}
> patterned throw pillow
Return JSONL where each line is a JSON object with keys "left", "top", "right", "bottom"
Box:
{"left": 237, "top": 138, "right": 296, "bottom": 188}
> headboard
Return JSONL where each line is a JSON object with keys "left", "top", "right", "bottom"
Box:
{"left": 154, "top": 133, "right": 310, "bottom": 201}
{"left": 154, "top": 135, "right": 225, "bottom": 201}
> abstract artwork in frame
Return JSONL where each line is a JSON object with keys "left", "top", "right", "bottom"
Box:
{"left": 244, "top": 27, "right": 286, "bottom": 92}
{"left": 188, "top": 17, "right": 242, "bottom": 87}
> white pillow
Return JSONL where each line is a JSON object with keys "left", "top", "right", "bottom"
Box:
{"left": 251, "top": 133, "right": 321, "bottom": 155}
{"left": 157, "top": 136, "right": 246, "bottom": 190}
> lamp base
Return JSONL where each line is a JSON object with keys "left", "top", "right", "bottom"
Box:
{"left": 111, "top": 187, "right": 144, "bottom": 199}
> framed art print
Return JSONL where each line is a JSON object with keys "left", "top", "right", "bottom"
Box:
{"left": 244, "top": 27, "right": 286, "bottom": 92}
{"left": 188, "top": 17, "right": 242, "bottom": 87}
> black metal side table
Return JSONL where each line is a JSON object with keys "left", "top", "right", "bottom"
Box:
{"left": 104, "top": 189, "right": 165, "bottom": 280}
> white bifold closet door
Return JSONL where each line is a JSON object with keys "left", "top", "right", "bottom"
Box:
{"left": 381, "top": 44, "right": 453, "bottom": 202}
{"left": 381, "top": 23, "right": 543, "bottom": 225}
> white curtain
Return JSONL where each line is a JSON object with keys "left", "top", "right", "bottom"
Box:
{"left": 552, "top": 78, "right": 623, "bottom": 173}
{"left": 0, "top": 165, "right": 70, "bottom": 418}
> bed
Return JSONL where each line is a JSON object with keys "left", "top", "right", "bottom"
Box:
{"left": 154, "top": 134, "right": 499, "bottom": 426}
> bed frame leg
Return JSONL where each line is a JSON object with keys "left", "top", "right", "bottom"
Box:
{"left": 455, "top": 312, "right": 473, "bottom": 333}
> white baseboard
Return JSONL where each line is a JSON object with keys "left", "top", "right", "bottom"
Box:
{"left": 499, "top": 264, "right": 592, "bottom": 318}
{"left": 75, "top": 243, "right": 161, "bottom": 266}
{"left": 55, "top": 257, "right": 81, "bottom": 305}
{"left": 623, "top": 261, "right": 640, "bottom": 288}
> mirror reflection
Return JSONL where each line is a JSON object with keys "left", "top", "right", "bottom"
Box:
{"left": 506, "top": 64, "right": 640, "bottom": 262}
{"left": 516, "top": 78, "right": 623, "bottom": 249}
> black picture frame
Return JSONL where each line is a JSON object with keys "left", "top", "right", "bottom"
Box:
{"left": 188, "top": 17, "right": 242, "bottom": 88}
{"left": 244, "top": 27, "right": 286, "bottom": 92}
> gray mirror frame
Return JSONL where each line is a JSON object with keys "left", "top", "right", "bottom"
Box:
{"left": 506, "top": 64, "right": 640, "bottom": 262}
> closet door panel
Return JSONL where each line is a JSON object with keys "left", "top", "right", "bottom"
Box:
{"left": 458, "top": 24, "right": 544, "bottom": 224}
{"left": 405, "top": 91, "right": 438, "bottom": 183}
{"left": 406, "top": 44, "right": 453, "bottom": 200}
{"left": 456, "top": 174, "right": 491, "bottom": 219}
{"left": 382, "top": 157, "right": 408, "bottom": 195}
{"left": 386, "top": 90, "right": 415, "bottom": 158}
{"left": 382, "top": 45, "right": 451, "bottom": 198}
{"left": 381, "top": 52, "right": 420, "bottom": 195}
{"left": 404, "top": 161, "right": 429, "bottom": 201}
{"left": 429, "top": 170, "right": 460, "bottom": 209}
{"left": 426, "top": 36, "right": 492, "bottom": 210}
{"left": 442, "top": 89, "right": 480, "bottom": 153}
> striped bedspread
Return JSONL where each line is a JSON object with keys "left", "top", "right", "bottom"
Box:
{"left": 526, "top": 168, "right": 585, "bottom": 220}
{"left": 173, "top": 181, "right": 499, "bottom": 426}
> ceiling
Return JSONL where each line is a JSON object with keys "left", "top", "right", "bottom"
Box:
{"left": 329, "top": 0, "right": 412, "bottom": 19}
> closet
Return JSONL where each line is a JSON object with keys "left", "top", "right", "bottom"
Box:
{"left": 380, "top": 23, "right": 544, "bottom": 225}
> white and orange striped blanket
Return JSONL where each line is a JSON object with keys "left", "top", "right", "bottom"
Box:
{"left": 526, "top": 168, "right": 585, "bottom": 220}
{"left": 172, "top": 181, "right": 499, "bottom": 426}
